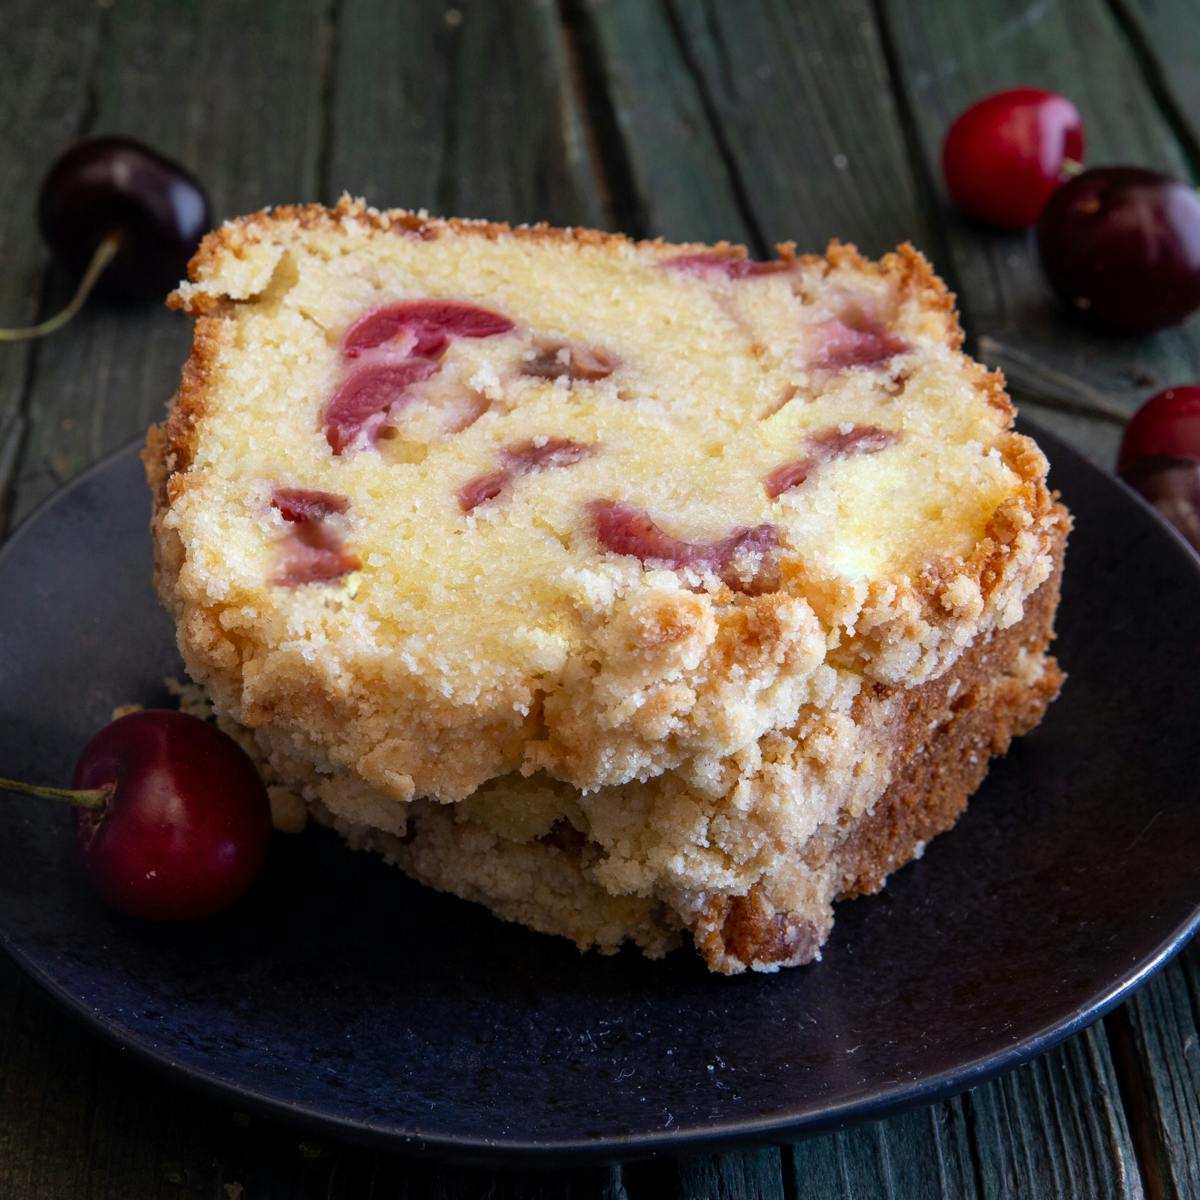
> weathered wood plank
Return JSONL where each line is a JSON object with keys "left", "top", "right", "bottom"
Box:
{"left": 0, "top": 0, "right": 329, "bottom": 1195}
{"left": 0, "top": 0, "right": 104, "bottom": 532}
{"left": 9, "top": 0, "right": 329, "bottom": 526}
{"left": 330, "top": 0, "right": 608, "bottom": 229}
{"left": 1109, "top": 943, "right": 1200, "bottom": 1200}
{"left": 1013, "top": 401, "right": 1123, "bottom": 469}
{"left": 622, "top": 1148, "right": 786, "bottom": 1200}
{"left": 878, "top": 0, "right": 1200, "bottom": 432}
{"left": 968, "top": 1024, "right": 1143, "bottom": 1199}
{"left": 664, "top": 0, "right": 939, "bottom": 259}
{"left": 787, "top": 1103, "right": 979, "bottom": 1198}
{"left": 570, "top": 0, "right": 745, "bottom": 243}
{"left": 874, "top": 9, "right": 1200, "bottom": 1179}
{"left": 1110, "top": 0, "right": 1200, "bottom": 167}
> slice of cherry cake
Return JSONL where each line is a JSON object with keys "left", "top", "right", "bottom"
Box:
{"left": 146, "top": 198, "right": 1068, "bottom": 973}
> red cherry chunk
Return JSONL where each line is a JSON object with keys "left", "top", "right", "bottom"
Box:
{"left": 275, "top": 522, "right": 361, "bottom": 586}
{"left": 765, "top": 425, "right": 899, "bottom": 498}
{"left": 506, "top": 439, "right": 594, "bottom": 471}
{"left": 457, "top": 468, "right": 510, "bottom": 513}
{"left": 72, "top": 710, "right": 272, "bottom": 922}
{"left": 662, "top": 252, "right": 790, "bottom": 279}
{"left": 271, "top": 487, "right": 350, "bottom": 522}
{"left": 1037, "top": 168, "right": 1200, "bottom": 335}
{"left": 343, "top": 300, "right": 515, "bottom": 359}
{"left": 324, "top": 359, "right": 438, "bottom": 454}
{"left": 589, "top": 499, "right": 779, "bottom": 591}
{"left": 459, "top": 438, "right": 594, "bottom": 512}
{"left": 810, "top": 314, "right": 907, "bottom": 371}
{"left": 942, "top": 88, "right": 1084, "bottom": 229}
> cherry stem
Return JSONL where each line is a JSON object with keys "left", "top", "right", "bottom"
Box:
{"left": 0, "top": 234, "right": 122, "bottom": 343}
{"left": 0, "top": 776, "right": 111, "bottom": 811}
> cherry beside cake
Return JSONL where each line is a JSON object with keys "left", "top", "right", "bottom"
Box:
{"left": 146, "top": 198, "right": 1067, "bottom": 973}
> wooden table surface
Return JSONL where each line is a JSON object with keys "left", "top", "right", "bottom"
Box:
{"left": 2, "top": 1, "right": 1198, "bottom": 1196}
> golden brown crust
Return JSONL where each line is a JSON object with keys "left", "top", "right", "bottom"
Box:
{"left": 173, "top": 201, "right": 961, "bottom": 339}
{"left": 817, "top": 239, "right": 963, "bottom": 350}
{"left": 694, "top": 887, "right": 823, "bottom": 970}
{"left": 297, "top": 539, "right": 1064, "bottom": 974}
{"left": 692, "top": 523, "right": 1065, "bottom": 973}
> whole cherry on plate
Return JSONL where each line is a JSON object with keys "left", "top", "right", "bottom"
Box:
{"left": 941, "top": 87, "right": 1084, "bottom": 229}
{"left": 0, "top": 136, "right": 211, "bottom": 343}
{"left": 0, "top": 710, "right": 272, "bottom": 921}
{"left": 1117, "top": 385, "right": 1200, "bottom": 554}
{"left": 1037, "top": 167, "right": 1200, "bottom": 335}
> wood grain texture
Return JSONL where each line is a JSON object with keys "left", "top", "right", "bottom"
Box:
{"left": 786, "top": 1103, "right": 978, "bottom": 1199}
{"left": 330, "top": 0, "right": 608, "bottom": 229}
{"left": 622, "top": 1148, "right": 787, "bottom": 1200}
{"left": 877, "top": 0, "right": 1200, "bottom": 424}
{"left": 875, "top": 8, "right": 1200, "bottom": 1181}
{"left": 1109, "top": 942, "right": 1200, "bottom": 1200}
{"left": 968, "top": 1025, "right": 1144, "bottom": 1199}
{"left": 1110, "top": 0, "right": 1200, "bottom": 169}
{"left": 572, "top": 0, "right": 745, "bottom": 243}
{"left": 9, "top": 0, "right": 329, "bottom": 526}
{"left": 668, "top": 0, "right": 936, "bottom": 259}
{"left": 0, "top": 0, "right": 105, "bottom": 532}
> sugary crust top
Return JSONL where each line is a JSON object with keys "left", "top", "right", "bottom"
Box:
{"left": 146, "top": 198, "right": 1066, "bottom": 803}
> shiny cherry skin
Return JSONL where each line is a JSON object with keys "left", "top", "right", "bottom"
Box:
{"left": 72, "top": 710, "right": 272, "bottom": 921}
{"left": 37, "top": 137, "right": 211, "bottom": 299}
{"left": 1118, "top": 386, "right": 1200, "bottom": 554}
{"left": 1037, "top": 167, "right": 1200, "bottom": 335}
{"left": 1118, "top": 386, "right": 1200, "bottom": 470}
{"left": 942, "top": 88, "right": 1084, "bottom": 229}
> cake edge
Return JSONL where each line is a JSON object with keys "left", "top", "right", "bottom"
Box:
{"left": 300, "top": 518, "right": 1065, "bottom": 974}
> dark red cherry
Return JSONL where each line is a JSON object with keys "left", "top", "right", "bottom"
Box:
{"left": 69, "top": 710, "right": 272, "bottom": 921}
{"left": 942, "top": 88, "right": 1084, "bottom": 229}
{"left": 1037, "top": 167, "right": 1200, "bottom": 335}
{"left": 1118, "top": 386, "right": 1200, "bottom": 470}
{"left": 1118, "top": 386, "right": 1200, "bottom": 553}
{"left": 37, "top": 136, "right": 211, "bottom": 299}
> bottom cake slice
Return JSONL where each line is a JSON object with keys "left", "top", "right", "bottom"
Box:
{"left": 291, "top": 526, "right": 1064, "bottom": 974}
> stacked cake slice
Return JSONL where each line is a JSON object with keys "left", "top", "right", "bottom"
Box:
{"left": 146, "top": 198, "right": 1067, "bottom": 972}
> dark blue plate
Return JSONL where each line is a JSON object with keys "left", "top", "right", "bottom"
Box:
{"left": 0, "top": 429, "right": 1197, "bottom": 1165}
